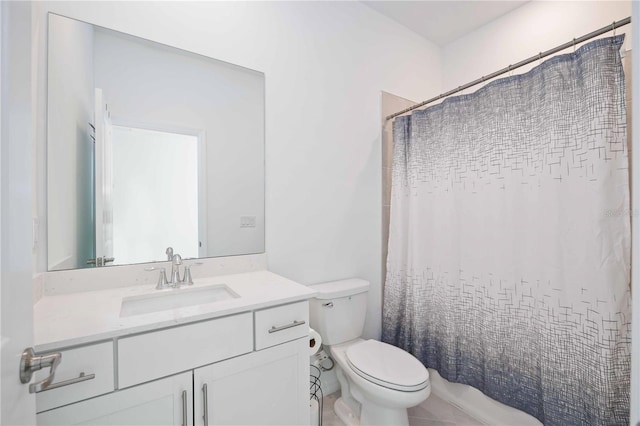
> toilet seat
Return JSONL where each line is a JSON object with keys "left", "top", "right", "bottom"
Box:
{"left": 346, "top": 340, "right": 429, "bottom": 392}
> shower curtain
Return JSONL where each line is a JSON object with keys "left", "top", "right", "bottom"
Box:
{"left": 382, "top": 36, "right": 631, "bottom": 425}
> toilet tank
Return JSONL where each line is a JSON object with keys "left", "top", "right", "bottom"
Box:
{"left": 309, "top": 279, "right": 370, "bottom": 345}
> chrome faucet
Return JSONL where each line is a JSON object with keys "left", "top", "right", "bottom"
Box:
{"left": 171, "top": 254, "right": 182, "bottom": 285}
{"left": 147, "top": 254, "right": 200, "bottom": 290}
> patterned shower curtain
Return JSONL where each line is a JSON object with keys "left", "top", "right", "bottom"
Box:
{"left": 382, "top": 36, "right": 631, "bottom": 425}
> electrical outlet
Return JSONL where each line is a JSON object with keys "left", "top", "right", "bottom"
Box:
{"left": 240, "top": 216, "right": 256, "bottom": 228}
{"left": 311, "top": 351, "right": 327, "bottom": 368}
{"left": 314, "top": 350, "right": 329, "bottom": 363}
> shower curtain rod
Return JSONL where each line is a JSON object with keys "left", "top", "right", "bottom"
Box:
{"left": 386, "top": 16, "right": 631, "bottom": 121}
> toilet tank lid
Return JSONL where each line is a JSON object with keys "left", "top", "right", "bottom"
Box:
{"left": 310, "top": 278, "right": 370, "bottom": 299}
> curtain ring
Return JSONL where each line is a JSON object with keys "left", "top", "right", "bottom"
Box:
{"left": 538, "top": 52, "right": 542, "bottom": 65}
{"left": 573, "top": 38, "right": 576, "bottom": 53}
{"left": 612, "top": 21, "right": 616, "bottom": 37}
{"left": 508, "top": 64, "right": 513, "bottom": 77}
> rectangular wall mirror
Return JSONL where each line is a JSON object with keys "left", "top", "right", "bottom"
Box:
{"left": 47, "top": 13, "right": 265, "bottom": 271}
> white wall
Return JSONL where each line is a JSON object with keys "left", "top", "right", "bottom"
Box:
{"left": 46, "top": 14, "right": 94, "bottom": 270}
{"left": 33, "top": 1, "right": 442, "bottom": 340}
{"left": 442, "top": 1, "right": 632, "bottom": 90}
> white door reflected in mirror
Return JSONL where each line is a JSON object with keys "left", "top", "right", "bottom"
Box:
{"left": 94, "top": 88, "right": 114, "bottom": 267}
{"left": 111, "top": 126, "right": 200, "bottom": 264}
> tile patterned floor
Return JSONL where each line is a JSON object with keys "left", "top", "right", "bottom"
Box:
{"left": 319, "top": 392, "right": 343, "bottom": 426}
{"left": 321, "top": 392, "right": 484, "bottom": 426}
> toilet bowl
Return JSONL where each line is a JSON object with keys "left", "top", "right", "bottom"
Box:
{"left": 309, "top": 279, "right": 431, "bottom": 426}
{"left": 329, "top": 339, "right": 430, "bottom": 426}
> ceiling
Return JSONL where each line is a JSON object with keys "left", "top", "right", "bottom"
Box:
{"left": 362, "top": 1, "right": 530, "bottom": 46}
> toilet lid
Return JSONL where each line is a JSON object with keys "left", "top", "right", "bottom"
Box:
{"left": 346, "top": 340, "right": 429, "bottom": 392}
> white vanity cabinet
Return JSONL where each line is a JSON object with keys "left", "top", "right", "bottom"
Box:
{"left": 194, "top": 302, "right": 310, "bottom": 426}
{"left": 35, "top": 301, "right": 311, "bottom": 426}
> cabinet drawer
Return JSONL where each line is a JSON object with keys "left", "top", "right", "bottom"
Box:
{"left": 254, "top": 301, "right": 309, "bottom": 350}
{"left": 36, "top": 341, "right": 114, "bottom": 413}
{"left": 118, "top": 312, "right": 253, "bottom": 388}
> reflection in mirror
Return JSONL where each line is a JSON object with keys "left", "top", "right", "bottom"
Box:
{"left": 47, "top": 14, "right": 265, "bottom": 271}
{"left": 111, "top": 126, "right": 199, "bottom": 264}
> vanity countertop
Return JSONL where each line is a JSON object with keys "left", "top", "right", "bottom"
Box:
{"left": 34, "top": 270, "right": 316, "bottom": 352}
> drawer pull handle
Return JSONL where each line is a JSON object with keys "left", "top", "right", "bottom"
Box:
{"left": 268, "top": 320, "right": 306, "bottom": 334}
{"left": 36, "top": 372, "right": 96, "bottom": 393}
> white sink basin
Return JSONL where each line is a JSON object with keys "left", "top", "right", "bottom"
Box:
{"left": 120, "top": 284, "right": 239, "bottom": 317}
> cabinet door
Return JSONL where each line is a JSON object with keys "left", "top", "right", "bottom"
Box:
{"left": 37, "top": 371, "right": 192, "bottom": 426}
{"left": 195, "top": 338, "right": 309, "bottom": 426}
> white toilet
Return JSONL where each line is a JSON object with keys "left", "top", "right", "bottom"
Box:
{"left": 309, "top": 279, "right": 430, "bottom": 426}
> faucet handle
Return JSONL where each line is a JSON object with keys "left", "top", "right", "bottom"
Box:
{"left": 170, "top": 255, "right": 183, "bottom": 286}
{"left": 165, "top": 247, "right": 173, "bottom": 261}
{"left": 145, "top": 266, "right": 169, "bottom": 290}
{"left": 182, "top": 262, "right": 203, "bottom": 286}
